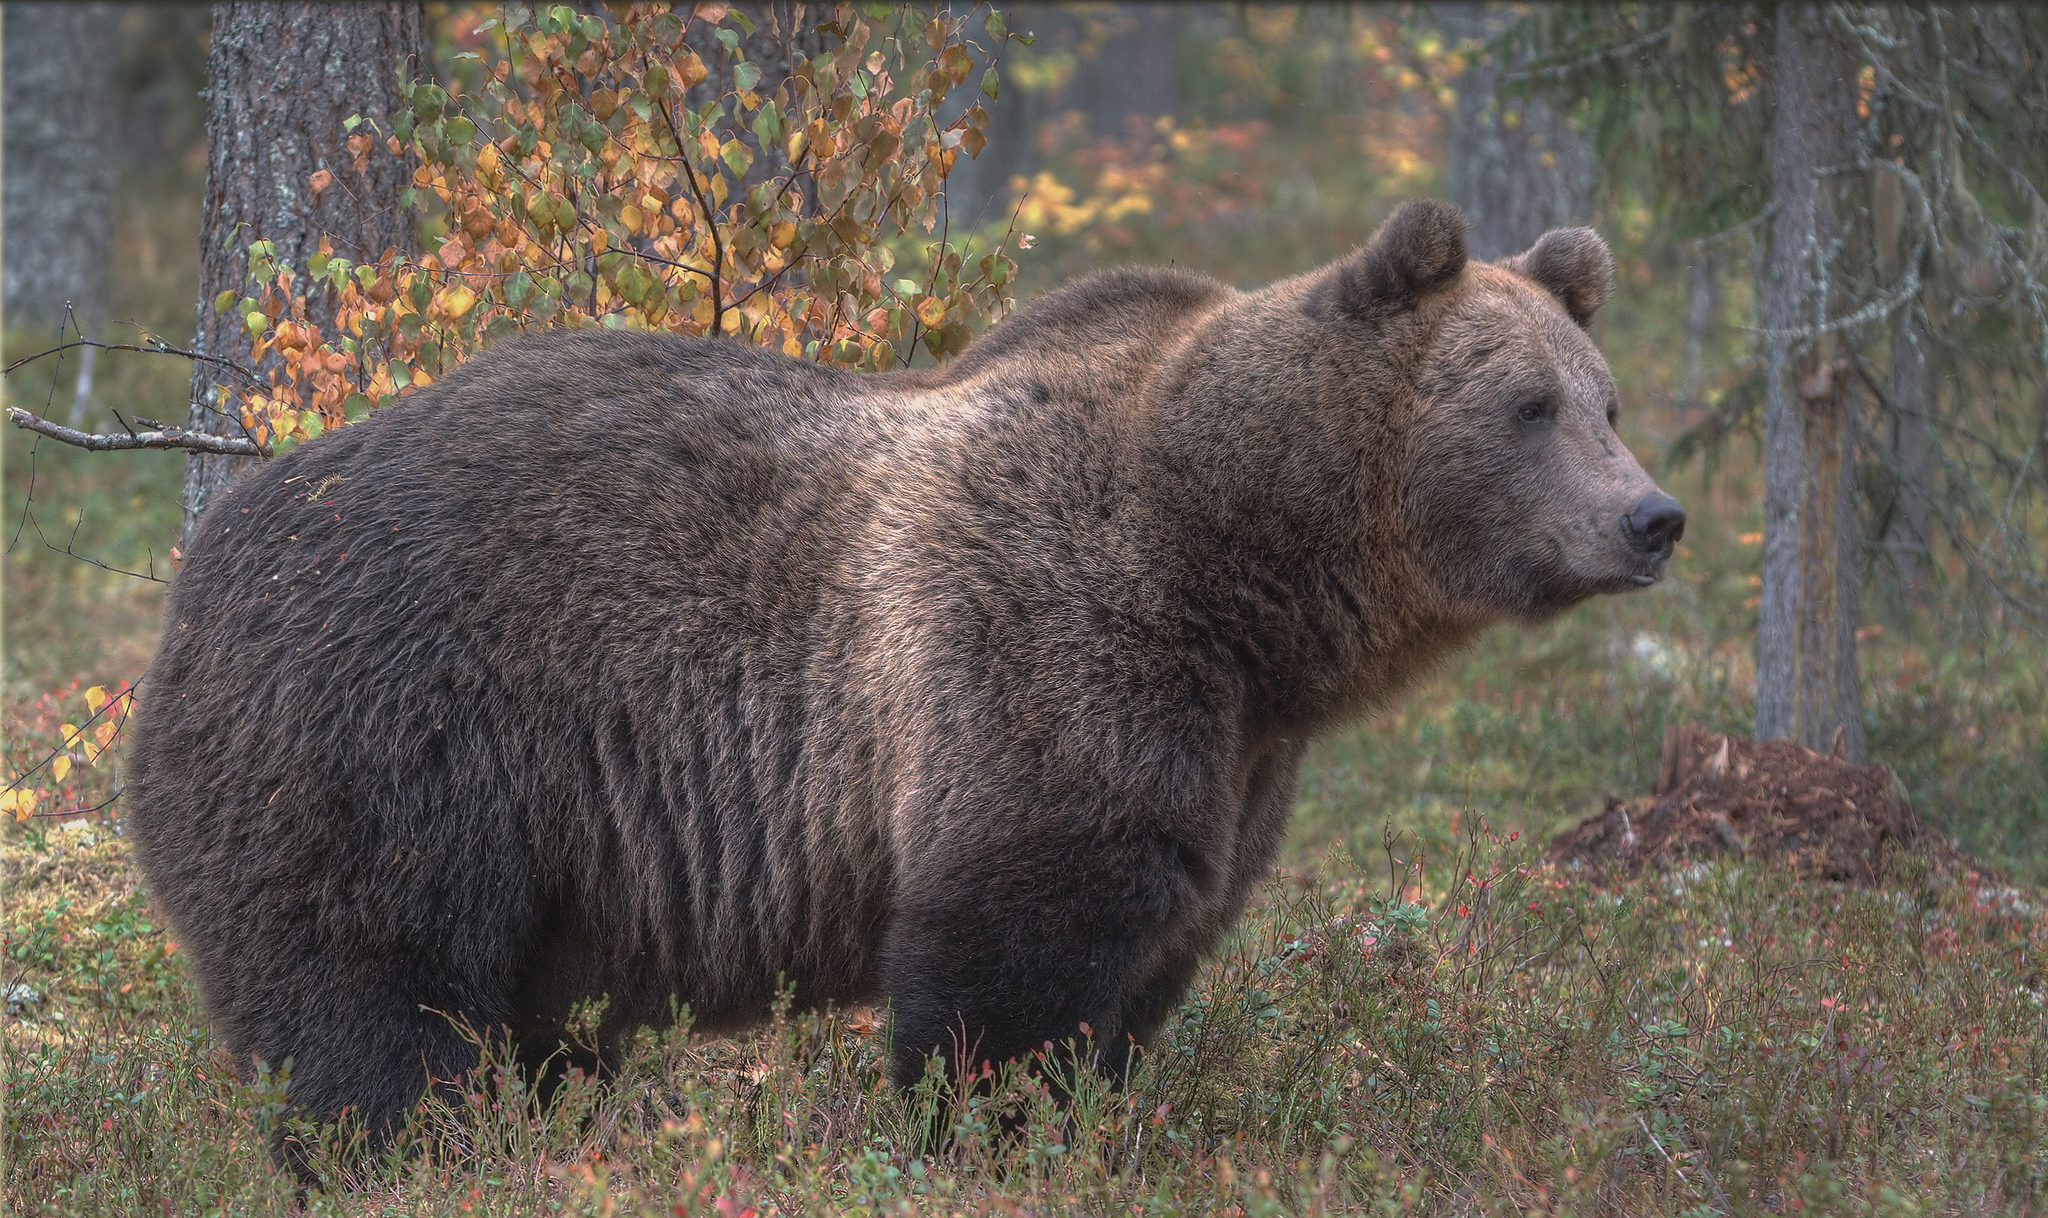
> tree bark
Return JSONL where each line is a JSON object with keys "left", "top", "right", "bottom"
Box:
{"left": 183, "top": 2, "right": 424, "bottom": 551}
{"left": 4, "top": 3, "right": 119, "bottom": 424}
{"left": 1437, "top": 3, "right": 1596, "bottom": 261}
{"left": 1756, "top": 4, "right": 1865, "bottom": 761}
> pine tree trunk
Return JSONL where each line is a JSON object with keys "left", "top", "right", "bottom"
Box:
{"left": 1756, "top": 3, "right": 1866, "bottom": 761}
{"left": 183, "top": 2, "right": 424, "bottom": 552}
{"left": 3, "top": 3, "right": 119, "bottom": 424}
{"left": 1438, "top": 3, "right": 1595, "bottom": 261}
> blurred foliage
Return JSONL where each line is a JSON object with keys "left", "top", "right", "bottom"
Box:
{"left": 989, "top": 6, "right": 1463, "bottom": 289}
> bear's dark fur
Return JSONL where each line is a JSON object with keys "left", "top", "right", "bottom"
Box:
{"left": 128, "top": 201, "right": 1680, "bottom": 1149}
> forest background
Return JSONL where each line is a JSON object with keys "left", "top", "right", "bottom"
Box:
{"left": 2, "top": 3, "right": 2046, "bottom": 1215}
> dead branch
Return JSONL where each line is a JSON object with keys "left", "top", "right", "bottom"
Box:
{"left": 7, "top": 406, "right": 267, "bottom": 458}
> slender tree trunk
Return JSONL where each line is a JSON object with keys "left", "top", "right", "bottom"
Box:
{"left": 1757, "top": 3, "right": 1865, "bottom": 761}
{"left": 3, "top": 3, "right": 118, "bottom": 425}
{"left": 183, "top": 2, "right": 424, "bottom": 551}
{"left": 1883, "top": 301, "right": 1935, "bottom": 598}
{"left": 1437, "top": 3, "right": 1595, "bottom": 261}
{"left": 1679, "top": 244, "right": 1720, "bottom": 420}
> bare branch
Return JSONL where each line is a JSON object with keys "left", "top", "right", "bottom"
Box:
{"left": 7, "top": 406, "right": 267, "bottom": 457}
{"left": 3, "top": 335, "right": 261, "bottom": 387}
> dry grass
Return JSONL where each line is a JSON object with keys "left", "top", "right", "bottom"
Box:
{"left": 3, "top": 813, "right": 2044, "bottom": 1215}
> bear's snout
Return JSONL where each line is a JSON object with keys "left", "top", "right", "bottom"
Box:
{"left": 1622, "top": 492, "right": 1686, "bottom": 568}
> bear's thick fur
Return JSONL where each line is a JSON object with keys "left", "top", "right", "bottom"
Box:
{"left": 128, "top": 201, "right": 1681, "bottom": 1147}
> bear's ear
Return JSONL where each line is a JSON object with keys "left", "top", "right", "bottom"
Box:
{"left": 1507, "top": 228, "right": 1614, "bottom": 328}
{"left": 1331, "top": 199, "right": 1469, "bottom": 320}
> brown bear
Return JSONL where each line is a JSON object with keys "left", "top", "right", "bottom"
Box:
{"left": 127, "top": 200, "right": 1681, "bottom": 1156}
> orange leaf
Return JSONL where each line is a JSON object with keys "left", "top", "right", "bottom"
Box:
{"left": 434, "top": 284, "right": 478, "bottom": 320}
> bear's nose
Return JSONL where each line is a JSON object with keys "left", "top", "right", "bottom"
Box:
{"left": 1624, "top": 493, "right": 1686, "bottom": 555}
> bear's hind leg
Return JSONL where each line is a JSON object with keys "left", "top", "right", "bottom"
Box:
{"left": 229, "top": 974, "right": 489, "bottom": 1183}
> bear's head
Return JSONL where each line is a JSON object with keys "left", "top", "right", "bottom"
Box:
{"left": 1327, "top": 199, "right": 1684, "bottom": 621}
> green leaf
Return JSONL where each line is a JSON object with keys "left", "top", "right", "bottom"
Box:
{"left": 733, "top": 61, "right": 760, "bottom": 92}
{"left": 714, "top": 28, "right": 739, "bottom": 53}
{"left": 986, "top": 11, "right": 1004, "bottom": 40}
{"left": 342, "top": 393, "right": 372, "bottom": 421}
{"left": 751, "top": 99, "right": 781, "bottom": 146}
{"left": 981, "top": 67, "right": 998, "bottom": 101}
{"left": 721, "top": 138, "right": 753, "bottom": 178}
{"left": 213, "top": 289, "right": 237, "bottom": 315}
{"left": 412, "top": 83, "right": 446, "bottom": 123}
{"left": 344, "top": 113, "right": 363, "bottom": 132}
{"left": 850, "top": 69, "right": 869, "bottom": 99}
{"left": 446, "top": 115, "right": 477, "bottom": 147}
{"left": 728, "top": 9, "right": 754, "bottom": 35}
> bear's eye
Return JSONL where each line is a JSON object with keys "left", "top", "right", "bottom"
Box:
{"left": 1516, "top": 401, "right": 1548, "bottom": 423}
{"left": 1606, "top": 405, "right": 1620, "bottom": 428}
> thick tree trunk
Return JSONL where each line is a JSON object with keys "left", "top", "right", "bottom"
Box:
{"left": 3, "top": 3, "right": 119, "bottom": 424}
{"left": 1437, "top": 3, "right": 1595, "bottom": 261}
{"left": 183, "top": 2, "right": 424, "bottom": 551}
{"left": 1082, "top": 4, "right": 1181, "bottom": 139}
{"left": 1756, "top": 4, "right": 1865, "bottom": 761}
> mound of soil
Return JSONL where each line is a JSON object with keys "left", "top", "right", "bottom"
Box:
{"left": 1549, "top": 724, "right": 1962, "bottom": 885}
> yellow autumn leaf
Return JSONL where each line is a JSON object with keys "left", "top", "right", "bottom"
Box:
{"left": 94, "top": 720, "right": 118, "bottom": 751}
{"left": 915, "top": 296, "right": 946, "bottom": 329}
{"left": 85, "top": 685, "right": 108, "bottom": 715}
{"left": 51, "top": 756, "right": 71, "bottom": 783}
{"left": 3, "top": 788, "right": 38, "bottom": 820}
{"left": 435, "top": 283, "right": 478, "bottom": 320}
{"left": 621, "top": 204, "right": 644, "bottom": 233}
{"left": 59, "top": 723, "right": 82, "bottom": 749}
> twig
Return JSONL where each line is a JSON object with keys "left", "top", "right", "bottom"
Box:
{"left": 30, "top": 508, "right": 168, "bottom": 584}
{"left": 8, "top": 407, "right": 267, "bottom": 457}
{"left": 35, "top": 785, "right": 127, "bottom": 819}
{"left": 3, "top": 335, "right": 260, "bottom": 387}
{"left": 1503, "top": 7, "right": 1711, "bottom": 83}
{"left": 663, "top": 97, "right": 728, "bottom": 339}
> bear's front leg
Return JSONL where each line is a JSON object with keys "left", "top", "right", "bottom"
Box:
{"left": 880, "top": 826, "right": 1199, "bottom": 1089}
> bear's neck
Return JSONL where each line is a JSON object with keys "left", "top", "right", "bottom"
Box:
{"left": 1123, "top": 286, "right": 1488, "bottom": 735}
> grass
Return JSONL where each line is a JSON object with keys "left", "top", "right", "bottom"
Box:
{"left": 4, "top": 820, "right": 2045, "bottom": 1214}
